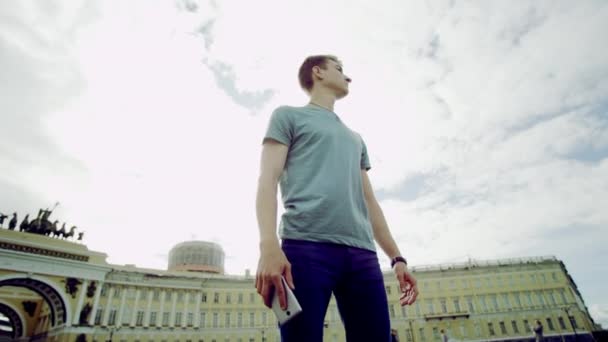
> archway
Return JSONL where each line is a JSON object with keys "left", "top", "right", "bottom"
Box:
{"left": 0, "top": 302, "right": 24, "bottom": 339}
{"left": 0, "top": 275, "right": 71, "bottom": 328}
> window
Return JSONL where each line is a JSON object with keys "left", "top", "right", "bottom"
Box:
{"left": 225, "top": 312, "right": 231, "bottom": 327}
{"left": 525, "top": 292, "right": 534, "bottom": 306}
{"left": 523, "top": 319, "right": 529, "bottom": 332}
{"left": 401, "top": 305, "right": 408, "bottom": 318}
{"left": 466, "top": 297, "right": 475, "bottom": 313}
{"left": 249, "top": 293, "right": 255, "bottom": 303}
{"left": 114, "top": 287, "right": 121, "bottom": 297}
{"left": 499, "top": 321, "right": 507, "bottom": 335}
{"left": 502, "top": 294, "right": 511, "bottom": 309}
{"left": 453, "top": 298, "right": 461, "bottom": 312}
{"left": 496, "top": 276, "right": 503, "bottom": 286}
{"left": 511, "top": 320, "right": 519, "bottom": 333}
{"left": 449, "top": 280, "right": 455, "bottom": 289}
{"left": 474, "top": 322, "right": 481, "bottom": 337}
{"left": 249, "top": 312, "right": 255, "bottom": 327}
{"left": 488, "top": 322, "right": 496, "bottom": 336}
{"left": 491, "top": 295, "right": 499, "bottom": 311}
{"left": 425, "top": 299, "right": 434, "bottom": 314}
{"left": 536, "top": 292, "right": 546, "bottom": 307}
{"left": 187, "top": 312, "right": 194, "bottom": 326}
{"left": 162, "top": 312, "right": 170, "bottom": 326}
{"left": 140, "top": 289, "right": 147, "bottom": 299}
{"left": 136, "top": 311, "right": 144, "bottom": 326}
{"left": 514, "top": 293, "right": 522, "bottom": 308}
{"left": 178, "top": 292, "right": 184, "bottom": 301}
{"left": 552, "top": 272, "right": 558, "bottom": 282}
{"left": 226, "top": 293, "right": 231, "bottom": 304}
{"left": 530, "top": 274, "right": 537, "bottom": 284}
{"left": 540, "top": 273, "right": 547, "bottom": 283}
{"left": 432, "top": 327, "right": 439, "bottom": 339}
{"left": 480, "top": 296, "right": 488, "bottom": 312}
{"left": 461, "top": 279, "right": 468, "bottom": 288}
{"left": 385, "top": 285, "right": 391, "bottom": 295}
{"left": 440, "top": 298, "right": 447, "bottom": 313}
{"left": 548, "top": 291, "right": 557, "bottom": 306}
{"left": 546, "top": 318, "right": 554, "bottom": 331}
{"left": 474, "top": 278, "right": 481, "bottom": 288}
{"left": 262, "top": 312, "right": 267, "bottom": 326}
{"left": 559, "top": 289, "right": 567, "bottom": 303}
{"left": 415, "top": 302, "right": 422, "bottom": 317}
{"left": 558, "top": 317, "right": 566, "bottom": 330}
{"left": 486, "top": 277, "right": 492, "bottom": 288}
{"left": 238, "top": 293, "right": 243, "bottom": 304}
{"left": 508, "top": 275, "right": 515, "bottom": 286}
{"left": 389, "top": 305, "right": 395, "bottom": 318}
{"left": 405, "top": 329, "right": 413, "bottom": 341}
{"left": 213, "top": 313, "right": 218, "bottom": 328}
{"left": 237, "top": 312, "right": 243, "bottom": 327}
{"left": 153, "top": 290, "right": 160, "bottom": 301}
{"left": 201, "top": 292, "right": 207, "bottom": 303}
{"left": 199, "top": 312, "right": 206, "bottom": 328}
{"left": 150, "top": 312, "right": 157, "bottom": 325}
{"left": 94, "top": 309, "right": 103, "bottom": 325}
{"left": 419, "top": 328, "right": 426, "bottom": 341}
{"left": 108, "top": 309, "right": 117, "bottom": 325}
{"left": 436, "top": 281, "right": 441, "bottom": 290}
{"left": 569, "top": 316, "right": 578, "bottom": 329}
{"left": 166, "top": 292, "right": 171, "bottom": 301}
{"left": 214, "top": 293, "right": 220, "bottom": 304}
{"left": 101, "top": 285, "right": 108, "bottom": 297}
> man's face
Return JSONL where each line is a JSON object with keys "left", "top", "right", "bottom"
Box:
{"left": 316, "top": 59, "right": 351, "bottom": 98}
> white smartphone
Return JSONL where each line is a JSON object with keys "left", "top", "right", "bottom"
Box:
{"left": 271, "top": 276, "right": 302, "bottom": 325}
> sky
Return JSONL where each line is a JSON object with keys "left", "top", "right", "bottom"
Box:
{"left": 1, "top": 0, "right": 607, "bottom": 328}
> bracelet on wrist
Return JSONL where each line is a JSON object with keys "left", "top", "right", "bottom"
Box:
{"left": 391, "top": 256, "right": 407, "bottom": 268}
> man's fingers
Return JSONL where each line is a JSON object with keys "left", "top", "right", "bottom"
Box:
{"left": 260, "top": 282, "right": 273, "bottom": 308}
{"left": 272, "top": 275, "right": 287, "bottom": 310}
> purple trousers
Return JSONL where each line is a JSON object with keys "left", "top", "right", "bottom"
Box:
{"left": 279, "top": 239, "right": 391, "bottom": 342}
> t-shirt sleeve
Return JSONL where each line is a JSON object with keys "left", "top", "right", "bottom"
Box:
{"left": 360, "top": 137, "right": 372, "bottom": 171}
{"left": 263, "top": 107, "right": 293, "bottom": 146}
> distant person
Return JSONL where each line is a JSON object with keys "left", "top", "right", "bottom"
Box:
{"left": 255, "top": 55, "right": 419, "bottom": 341}
{"left": 440, "top": 328, "right": 448, "bottom": 342}
{"left": 532, "top": 319, "right": 544, "bottom": 341}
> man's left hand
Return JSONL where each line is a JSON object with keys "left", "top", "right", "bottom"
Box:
{"left": 394, "top": 262, "right": 418, "bottom": 306}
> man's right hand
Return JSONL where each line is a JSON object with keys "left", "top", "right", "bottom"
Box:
{"left": 255, "top": 241, "right": 295, "bottom": 309}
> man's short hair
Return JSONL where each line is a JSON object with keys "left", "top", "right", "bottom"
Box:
{"left": 298, "top": 55, "right": 341, "bottom": 92}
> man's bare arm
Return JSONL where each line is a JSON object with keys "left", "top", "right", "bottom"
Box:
{"left": 361, "top": 170, "right": 401, "bottom": 259}
{"left": 255, "top": 139, "right": 294, "bottom": 309}
{"left": 256, "top": 140, "right": 288, "bottom": 247}
{"left": 361, "top": 169, "right": 419, "bottom": 305}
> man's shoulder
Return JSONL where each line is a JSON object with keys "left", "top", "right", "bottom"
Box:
{"left": 273, "top": 105, "right": 310, "bottom": 115}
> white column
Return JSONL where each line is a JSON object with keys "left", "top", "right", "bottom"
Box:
{"left": 143, "top": 289, "right": 154, "bottom": 327}
{"left": 130, "top": 289, "right": 141, "bottom": 326}
{"left": 194, "top": 292, "right": 202, "bottom": 328}
{"left": 158, "top": 290, "right": 166, "bottom": 327}
{"left": 102, "top": 287, "right": 115, "bottom": 326}
{"left": 89, "top": 281, "right": 104, "bottom": 325}
{"left": 170, "top": 291, "right": 177, "bottom": 327}
{"left": 116, "top": 287, "right": 128, "bottom": 325}
{"left": 182, "top": 292, "right": 189, "bottom": 328}
{"left": 73, "top": 279, "right": 89, "bottom": 325}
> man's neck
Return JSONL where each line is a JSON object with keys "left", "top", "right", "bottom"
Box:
{"left": 309, "top": 90, "right": 337, "bottom": 112}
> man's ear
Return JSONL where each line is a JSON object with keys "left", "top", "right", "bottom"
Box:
{"left": 312, "top": 65, "right": 323, "bottom": 80}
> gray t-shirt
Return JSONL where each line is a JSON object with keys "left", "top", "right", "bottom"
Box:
{"left": 263, "top": 104, "right": 375, "bottom": 251}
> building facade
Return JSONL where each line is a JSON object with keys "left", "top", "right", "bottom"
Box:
{"left": 0, "top": 228, "right": 601, "bottom": 341}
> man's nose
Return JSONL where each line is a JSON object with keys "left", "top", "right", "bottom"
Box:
{"left": 345, "top": 76, "right": 352, "bottom": 83}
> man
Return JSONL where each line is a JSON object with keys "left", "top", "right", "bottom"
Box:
{"left": 532, "top": 319, "right": 544, "bottom": 342}
{"left": 255, "top": 55, "right": 419, "bottom": 341}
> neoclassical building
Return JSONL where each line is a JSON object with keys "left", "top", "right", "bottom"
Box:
{"left": 0, "top": 228, "right": 601, "bottom": 341}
